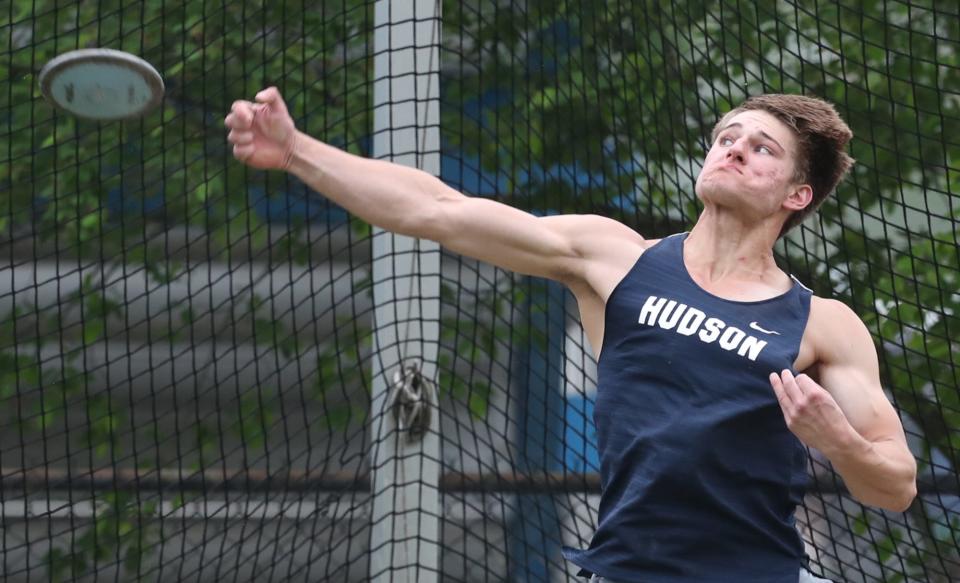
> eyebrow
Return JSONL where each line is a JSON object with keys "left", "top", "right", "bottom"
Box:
{"left": 719, "top": 122, "right": 785, "bottom": 152}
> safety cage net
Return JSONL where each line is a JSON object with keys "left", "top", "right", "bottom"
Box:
{"left": 1, "top": 0, "right": 958, "bottom": 581}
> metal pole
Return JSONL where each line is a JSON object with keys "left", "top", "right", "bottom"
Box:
{"left": 370, "top": 1, "right": 442, "bottom": 582}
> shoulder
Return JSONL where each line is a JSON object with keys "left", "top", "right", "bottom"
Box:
{"left": 809, "top": 296, "right": 865, "bottom": 328}
{"left": 807, "top": 296, "right": 877, "bottom": 365}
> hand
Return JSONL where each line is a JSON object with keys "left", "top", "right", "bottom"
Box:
{"left": 224, "top": 87, "right": 298, "bottom": 170}
{"left": 769, "top": 369, "right": 854, "bottom": 454}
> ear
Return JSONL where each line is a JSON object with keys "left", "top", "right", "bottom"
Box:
{"left": 783, "top": 184, "right": 813, "bottom": 211}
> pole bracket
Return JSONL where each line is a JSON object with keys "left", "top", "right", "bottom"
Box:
{"left": 388, "top": 361, "right": 435, "bottom": 443}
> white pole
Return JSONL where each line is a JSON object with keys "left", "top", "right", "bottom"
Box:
{"left": 370, "top": 1, "right": 441, "bottom": 583}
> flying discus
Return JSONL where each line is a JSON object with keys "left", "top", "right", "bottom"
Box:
{"left": 39, "top": 48, "right": 164, "bottom": 121}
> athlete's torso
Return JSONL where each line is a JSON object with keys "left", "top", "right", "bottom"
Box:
{"left": 562, "top": 232, "right": 814, "bottom": 582}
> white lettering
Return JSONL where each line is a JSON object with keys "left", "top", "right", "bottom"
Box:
{"left": 638, "top": 296, "right": 669, "bottom": 326}
{"left": 698, "top": 317, "right": 725, "bottom": 343}
{"left": 719, "top": 326, "right": 746, "bottom": 350}
{"left": 676, "top": 307, "right": 706, "bottom": 336}
{"left": 737, "top": 336, "right": 768, "bottom": 361}
{"left": 658, "top": 302, "right": 686, "bottom": 330}
{"left": 637, "top": 295, "right": 770, "bottom": 361}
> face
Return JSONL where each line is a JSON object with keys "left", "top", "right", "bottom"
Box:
{"left": 695, "top": 110, "right": 811, "bottom": 221}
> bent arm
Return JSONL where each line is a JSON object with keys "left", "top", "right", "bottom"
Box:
{"left": 286, "top": 131, "right": 642, "bottom": 283}
{"left": 812, "top": 300, "right": 917, "bottom": 512}
{"left": 822, "top": 418, "right": 916, "bottom": 512}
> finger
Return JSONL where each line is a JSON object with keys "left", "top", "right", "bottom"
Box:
{"left": 226, "top": 110, "right": 246, "bottom": 129}
{"left": 227, "top": 130, "right": 254, "bottom": 145}
{"left": 255, "top": 86, "right": 281, "bottom": 104}
{"left": 796, "top": 374, "right": 831, "bottom": 409}
{"left": 769, "top": 372, "right": 790, "bottom": 407}
{"left": 230, "top": 101, "right": 255, "bottom": 126}
{"left": 255, "top": 86, "right": 289, "bottom": 115}
{"left": 795, "top": 373, "right": 819, "bottom": 394}
{"left": 232, "top": 143, "right": 255, "bottom": 161}
{"left": 786, "top": 370, "right": 807, "bottom": 395}
{"left": 779, "top": 369, "right": 804, "bottom": 404}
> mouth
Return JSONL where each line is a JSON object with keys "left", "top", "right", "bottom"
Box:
{"left": 716, "top": 165, "right": 742, "bottom": 175}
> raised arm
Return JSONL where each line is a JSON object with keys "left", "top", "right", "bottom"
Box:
{"left": 224, "top": 87, "right": 644, "bottom": 287}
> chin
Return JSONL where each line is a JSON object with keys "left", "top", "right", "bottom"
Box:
{"left": 695, "top": 181, "right": 735, "bottom": 204}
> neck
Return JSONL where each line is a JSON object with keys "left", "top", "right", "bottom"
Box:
{"left": 686, "top": 208, "right": 783, "bottom": 283}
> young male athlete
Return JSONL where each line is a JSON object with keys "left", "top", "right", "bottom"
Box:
{"left": 225, "top": 89, "right": 917, "bottom": 582}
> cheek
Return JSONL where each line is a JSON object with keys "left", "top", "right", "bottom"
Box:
{"left": 761, "top": 163, "right": 790, "bottom": 182}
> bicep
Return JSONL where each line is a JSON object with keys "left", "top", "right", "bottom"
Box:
{"left": 814, "top": 301, "right": 906, "bottom": 444}
{"left": 432, "top": 196, "right": 641, "bottom": 284}
{"left": 817, "top": 358, "right": 903, "bottom": 445}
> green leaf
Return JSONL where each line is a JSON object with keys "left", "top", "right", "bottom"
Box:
{"left": 468, "top": 383, "right": 490, "bottom": 419}
{"left": 852, "top": 512, "right": 868, "bottom": 536}
{"left": 83, "top": 320, "right": 104, "bottom": 345}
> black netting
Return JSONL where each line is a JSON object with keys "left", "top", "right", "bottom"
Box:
{"left": 1, "top": 1, "right": 958, "bottom": 582}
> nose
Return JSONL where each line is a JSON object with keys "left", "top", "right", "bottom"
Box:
{"left": 725, "top": 138, "right": 746, "bottom": 163}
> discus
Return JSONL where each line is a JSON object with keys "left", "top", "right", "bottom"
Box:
{"left": 38, "top": 48, "right": 164, "bottom": 121}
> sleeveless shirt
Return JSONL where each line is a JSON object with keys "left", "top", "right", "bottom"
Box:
{"left": 562, "top": 233, "right": 812, "bottom": 582}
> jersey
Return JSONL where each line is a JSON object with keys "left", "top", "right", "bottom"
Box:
{"left": 562, "top": 232, "right": 813, "bottom": 582}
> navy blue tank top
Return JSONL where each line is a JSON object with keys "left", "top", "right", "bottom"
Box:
{"left": 562, "top": 233, "right": 812, "bottom": 582}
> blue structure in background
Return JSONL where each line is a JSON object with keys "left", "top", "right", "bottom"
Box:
{"left": 563, "top": 384, "right": 599, "bottom": 474}
{"left": 507, "top": 279, "right": 568, "bottom": 583}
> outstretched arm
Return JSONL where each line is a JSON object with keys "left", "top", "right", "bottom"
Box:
{"left": 770, "top": 299, "right": 917, "bottom": 512}
{"left": 224, "top": 87, "right": 643, "bottom": 286}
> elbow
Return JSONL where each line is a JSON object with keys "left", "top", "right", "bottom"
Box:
{"left": 895, "top": 458, "right": 919, "bottom": 512}
{"left": 397, "top": 182, "right": 461, "bottom": 242}
{"left": 856, "top": 471, "right": 917, "bottom": 513}
{"left": 882, "top": 481, "right": 917, "bottom": 513}
{"left": 392, "top": 200, "right": 444, "bottom": 240}
{"left": 413, "top": 191, "right": 462, "bottom": 243}
{"left": 892, "top": 469, "right": 918, "bottom": 512}
{"left": 867, "top": 448, "right": 919, "bottom": 513}
{"left": 898, "top": 480, "right": 918, "bottom": 512}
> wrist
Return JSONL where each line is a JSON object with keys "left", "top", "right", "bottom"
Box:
{"left": 282, "top": 129, "right": 301, "bottom": 172}
{"left": 819, "top": 422, "right": 869, "bottom": 462}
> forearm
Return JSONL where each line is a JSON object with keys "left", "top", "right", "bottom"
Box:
{"left": 823, "top": 430, "right": 917, "bottom": 512}
{"left": 286, "top": 130, "right": 460, "bottom": 237}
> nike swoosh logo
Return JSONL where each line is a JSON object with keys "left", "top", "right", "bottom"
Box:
{"left": 749, "top": 321, "right": 780, "bottom": 335}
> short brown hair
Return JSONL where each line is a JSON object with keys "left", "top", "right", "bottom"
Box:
{"left": 711, "top": 94, "right": 855, "bottom": 237}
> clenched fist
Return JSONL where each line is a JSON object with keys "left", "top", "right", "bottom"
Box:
{"left": 224, "top": 87, "right": 298, "bottom": 170}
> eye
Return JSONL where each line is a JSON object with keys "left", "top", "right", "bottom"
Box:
{"left": 756, "top": 144, "right": 773, "bottom": 155}
{"left": 719, "top": 136, "right": 734, "bottom": 146}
